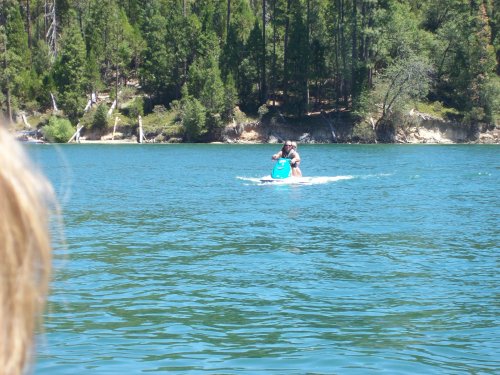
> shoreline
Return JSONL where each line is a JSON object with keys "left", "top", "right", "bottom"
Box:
{"left": 71, "top": 136, "right": 500, "bottom": 145}
{"left": 12, "top": 114, "right": 500, "bottom": 145}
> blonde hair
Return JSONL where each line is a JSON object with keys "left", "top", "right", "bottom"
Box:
{"left": 0, "top": 126, "right": 54, "bottom": 375}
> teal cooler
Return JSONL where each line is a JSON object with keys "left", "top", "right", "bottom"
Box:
{"left": 271, "top": 158, "right": 291, "bottom": 179}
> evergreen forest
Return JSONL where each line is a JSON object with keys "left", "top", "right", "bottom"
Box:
{"left": 1, "top": 0, "right": 499, "bottom": 142}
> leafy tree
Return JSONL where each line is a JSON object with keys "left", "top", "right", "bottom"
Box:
{"left": 468, "top": 3, "right": 498, "bottom": 124}
{"left": 431, "top": 2, "right": 497, "bottom": 124}
{"left": 383, "top": 1, "right": 433, "bottom": 62}
{"left": 371, "top": 55, "right": 433, "bottom": 140}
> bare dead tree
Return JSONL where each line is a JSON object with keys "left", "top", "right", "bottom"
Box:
{"left": 45, "top": 0, "right": 57, "bottom": 59}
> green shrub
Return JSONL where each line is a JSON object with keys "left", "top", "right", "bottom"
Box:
{"left": 42, "top": 116, "right": 75, "bottom": 143}
{"left": 352, "top": 121, "right": 376, "bottom": 143}
{"left": 182, "top": 97, "right": 207, "bottom": 141}
{"left": 93, "top": 103, "right": 109, "bottom": 131}
{"left": 257, "top": 104, "right": 269, "bottom": 119}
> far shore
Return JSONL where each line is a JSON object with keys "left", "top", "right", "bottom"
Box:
{"left": 12, "top": 114, "right": 500, "bottom": 145}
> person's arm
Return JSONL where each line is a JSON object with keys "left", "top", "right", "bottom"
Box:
{"left": 272, "top": 151, "right": 282, "bottom": 160}
{"left": 290, "top": 151, "right": 300, "bottom": 165}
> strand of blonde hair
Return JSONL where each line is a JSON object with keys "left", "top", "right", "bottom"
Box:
{"left": 0, "top": 126, "right": 54, "bottom": 375}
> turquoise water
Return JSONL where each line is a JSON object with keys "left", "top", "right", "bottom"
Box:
{"left": 28, "top": 144, "right": 499, "bottom": 374}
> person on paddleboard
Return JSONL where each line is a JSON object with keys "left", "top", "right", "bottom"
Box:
{"left": 272, "top": 140, "right": 302, "bottom": 177}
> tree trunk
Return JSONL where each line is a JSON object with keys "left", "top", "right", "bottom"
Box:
{"left": 335, "top": 0, "right": 341, "bottom": 108}
{"left": 340, "top": 0, "right": 348, "bottom": 105}
{"left": 26, "top": 0, "right": 32, "bottom": 49}
{"left": 183, "top": 0, "right": 188, "bottom": 83}
{"left": 261, "top": 0, "right": 267, "bottom": 104}
{"left": 6, "top": 87, "right": 13, "bottom": 124}
{"left": 306, "top": 0, "right": 310, "bottom": 111}
{"left": 2, "top": 38, "right": 13, "bottom": 123}
{"left": 138, "top": 115, "right": 144, "bottom": 143}
{"left": 283, "top": 0, "right": 291, "bottom": 101}
{"left": 271, "top": 0, "right": 276, "bottom": 106}
{"left": 46, "top": 0, "right": 57, "bottom": 58}
{"left": 360, "top": 1, "right": 366, "bottom": 61}
{"left": 226, "top": 0, "right": 230, "bottom": 41}
{"left": 351, "top": 0, "right": 358, "bottom": 100}
{"left": 115, "top": 65, "right": 119, "bottom": 109}
{"left": 366, "top": 1, "right": 374, "bottom": 87}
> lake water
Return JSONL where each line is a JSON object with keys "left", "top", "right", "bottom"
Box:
{"left": 27, "top": 144, "right": 499, "bottom": 374}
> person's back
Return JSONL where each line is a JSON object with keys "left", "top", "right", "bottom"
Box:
{"left": 291, "top": 142, "right": 302, "bottom": 177}
{"left": 0, "top": 126, "right": 55, "bottom": 375}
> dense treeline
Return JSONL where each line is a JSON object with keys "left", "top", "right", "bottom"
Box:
{"left": 0, "top": 0, "right": 499, "bottom": 141}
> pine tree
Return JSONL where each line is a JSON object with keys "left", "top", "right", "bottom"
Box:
{"left": 140, "top": 8, "right": 172, "bottom": 101}
{"left": 223, "top": 73, "right": 239, "bottom": 120}
{"left": 284, "top": 0, "right": 308, "bottom": 116}
{"left": 0, "top": 1, "right": 31, "bottom": 122}
{"left": 239, "top": 20, "right": 263, "bottom": 112}
{"left": 53, "top": 11, "right": 88, "bottom": 123}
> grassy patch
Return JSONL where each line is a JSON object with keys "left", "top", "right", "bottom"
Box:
{"left": 414, "top": 101, "right": 460, "bottom": 120}
{"left": 26, "top": 112, "right": 52, "bottom": 128}
{"left": 141, "top": 107, "right": 183, "bottom": 139}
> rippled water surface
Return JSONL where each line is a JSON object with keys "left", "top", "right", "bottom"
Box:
{"left": 28, "top": 144, "right": 499, "bottom": 374}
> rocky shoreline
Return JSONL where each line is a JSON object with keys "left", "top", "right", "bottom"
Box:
{"left": 72, "top": 122, "right": 500, "bottom": 144}
{"left": 15, "top": 110, "right": 499, "bottom": 145}
{"left": 222, "top": 112, "right": 500, "bottom": 145}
